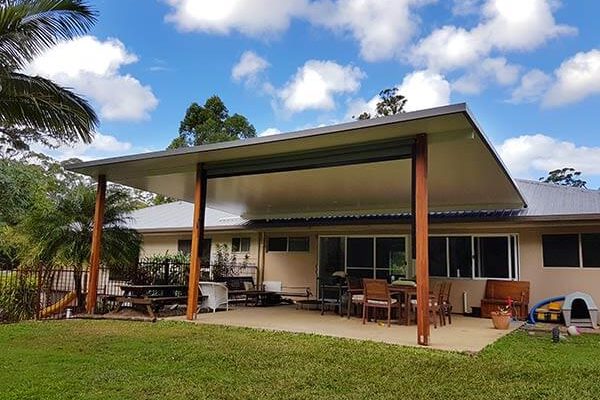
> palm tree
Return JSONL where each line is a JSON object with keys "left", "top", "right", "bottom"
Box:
{"left": 0, "top": 0, "right": 98, "bottom": 151}
{"left": 18, "top": 184, "right": 142, "bottom": 310}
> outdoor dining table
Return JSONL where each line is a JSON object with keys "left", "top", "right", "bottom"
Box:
{"left": 116, "top": 284, "right": 189, "bottom": 320}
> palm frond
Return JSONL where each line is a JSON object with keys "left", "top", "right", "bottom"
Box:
{"left": 0, "top": 71, "right": 97, "bottom": 143}
{"left": 0, "top": 0, "right": 96, "bottom": 69}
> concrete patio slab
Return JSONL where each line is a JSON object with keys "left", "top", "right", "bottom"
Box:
{"left": 167, "top": 305, "right": 520, "bottom": 352}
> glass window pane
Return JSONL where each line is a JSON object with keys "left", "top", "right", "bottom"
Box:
{"left": 510, "top": 236, "right": 518, "bottom": 279}
{"left": 449, "top": 236, "right": 472, "bottom": 278}
{"left": 347, "top": 268, "right": 374, "bottom": 279}
{"left": 319, "top": 237, "right": 345, "bottom": 278}
{"left": 376, "top": 238, "right": 406, "bottom": 278}
{"left": 375, "top": 269, "right": 391, "bottom": 280}
{"left": 429, "top": 237, "right": 447, "bottom": 277}
{"left": 289, "top": 237, "right": 310, "bottom": 252}
{"left": 475, "top": 237, "right": 509, "bottom": 278}
{"left": 347, "top": 238, "right": 374, "bottom": 268}
{"left": 177, "top": 240, "right": 191, "bottom": 255}
{"left": 240, "top": 238, "right": 251, "bottom": 252}
{"left": 582, "top": 233, "right": 600, "bottom": 268}
{"left": 268, "top": 237, "right": 288, "bottom": 252}
{"left": 542, "top": 234, "right": 579, "bottom": 267}
{"left": 231, "top": 238, "right": 241, "bottom": 252}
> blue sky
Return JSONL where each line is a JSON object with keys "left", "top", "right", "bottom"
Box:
{"left": 32, "top": 1, "right": 600, "bottom": 186}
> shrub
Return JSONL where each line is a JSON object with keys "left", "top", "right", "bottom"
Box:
{"left": 0, "top": 272, "right": 38, "bottom": 322}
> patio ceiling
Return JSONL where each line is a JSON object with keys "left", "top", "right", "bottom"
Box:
{"left": 67, "top": 103, "right": 526, "bottom": 219}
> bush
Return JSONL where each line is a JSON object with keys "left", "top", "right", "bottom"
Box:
{"left": 0, "top": 272, "right": 38, "bottom": 322}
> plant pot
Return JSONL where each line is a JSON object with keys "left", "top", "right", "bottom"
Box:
{"left": 490, "top": 312, "right": 511, "bottom": 330}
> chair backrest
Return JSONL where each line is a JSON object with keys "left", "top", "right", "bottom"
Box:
{"left": 443, "top": 282, "right": 452, "bottom": 303}
{"left": 363, "top": 279, "right": 390, "bottom": 302}
{"left": 347, "top": 276, "right": 363, "bottom": 290}
{"left": 484, "top": 280, "right": 530, "bottom": 303}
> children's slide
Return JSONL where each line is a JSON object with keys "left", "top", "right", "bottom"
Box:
{"left": 527, "top": 295, "right": 565, "bottom": 324}
{"left": 40, "top": 291, "right": 77, "bottom": 318}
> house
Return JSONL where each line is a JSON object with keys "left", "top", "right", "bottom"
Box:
{"left": 68, "top": 103, "right": 600, "bottom": 345}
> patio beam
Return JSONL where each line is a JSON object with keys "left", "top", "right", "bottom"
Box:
{"left": 187, "top": 164, "right": 208, "bottom": 320}
{"left": 85, "top": 174, "right": 106, "bottom": 314}
{"left": 414, "top": 134, "right": 430, "bottom": 346}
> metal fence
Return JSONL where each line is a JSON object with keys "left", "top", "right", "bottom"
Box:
{"left": 0, "top": 261, "right": 257, "bottom": 323}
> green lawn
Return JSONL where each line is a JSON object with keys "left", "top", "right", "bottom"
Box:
{"left": 0, "top": 320, "right": 599, "bottom": 400}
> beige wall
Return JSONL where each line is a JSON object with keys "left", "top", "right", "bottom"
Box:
{"left": 140, "top": 232, "right": 260, "bottom": 266}
{"left": 141, "top": 221, "right": 600, "bottom": 312}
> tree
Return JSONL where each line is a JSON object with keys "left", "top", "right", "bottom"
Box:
{"left": 168, "top": 95, "right": 256, "bottom": 148}
{"left": 354, "top": 88, "right": 407, "bottom": 120}
{"left": 540, "top": 168, "right": 587, "bottom": 188}
{"left": 16, "top": 184, "right": 142, "bottom": 310}
{"left": 0, "top": 0, "right": 98, "bottom": 153}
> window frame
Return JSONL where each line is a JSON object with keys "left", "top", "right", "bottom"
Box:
{"left": 428, "top": 233, "right": 520, "bottom": 281}
{"left": 318, "top": 234, "right": 409, "bottom": 280}
{"left": 267, "top": 236, "right": 311, "bottom": 252}
{"left": 231, "top": 237, "right": 251, "bottom": 253}
{"left": 542, "top": 233, "right": 600, "bottom": 270}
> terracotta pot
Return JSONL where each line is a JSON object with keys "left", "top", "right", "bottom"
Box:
{"left": 490, "top": 312, "right": 511, "bottom": 330}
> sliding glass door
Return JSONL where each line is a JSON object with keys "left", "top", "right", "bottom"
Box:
{"left": 319, "top": 236, "right": 408, "bottom": 280}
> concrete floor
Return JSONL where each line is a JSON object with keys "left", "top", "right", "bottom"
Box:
{"left": 168, "top": 304, "right": 520, "bottom": 352}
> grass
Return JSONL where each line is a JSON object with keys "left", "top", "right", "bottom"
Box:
{"left": 0, "top": 320, "right": 599, "bottom": 400}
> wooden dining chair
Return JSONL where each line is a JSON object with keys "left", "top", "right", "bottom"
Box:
{"left": 440, "top": 282, "right": 453, "bottom": 325}
{"left": 362, "top": 279, "right": 401, "bottom": 327}
{"left": 409, "top": 287, "right": 440, "bottom": 329}
{"left": 346, "top": 276, "right": 364, "bottom": 319}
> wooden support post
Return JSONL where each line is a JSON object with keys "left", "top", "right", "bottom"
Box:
{"left": 187, "top": 164, "right": 207, "bottom": 320}
{"left": 86, "top": 174, "right": 107, "bottom": 314}
{"left": 413, "top": 134, "right": 430, "bottom": 346}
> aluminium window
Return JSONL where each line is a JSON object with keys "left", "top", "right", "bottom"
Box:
{"left": 267, "top": 236, "right": 310, "bottom": 252}
{"left": 231, "top": 237, "right": 251, "bottom": 253}
{"left": 543, "top": 233, "right": 600, "bottom": 268}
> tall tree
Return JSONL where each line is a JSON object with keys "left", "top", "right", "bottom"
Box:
{"left": 540, "top": 168, "right": 587, "bottom": 188}
{"left": 355, "top": 88, "right": 407, "bottom": 120}
{"left": 168, "top": 95, "right": 256, "bottom": 148}
{"left": 16, "top": 183, "right": 142, "bottom": 310}
{"left": 0, "top": 0, "right": 98, "bottom": 153}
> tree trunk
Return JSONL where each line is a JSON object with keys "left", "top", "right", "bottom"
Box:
{"left": 73, "top": 268, "right": 85, "bottom": 312}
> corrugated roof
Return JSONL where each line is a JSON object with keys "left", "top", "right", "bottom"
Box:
{"left": 127, "top": 180, "right": 600, "bottom": 232}
{"left": 127, "top": 201, "right": 248, "bottom": 232}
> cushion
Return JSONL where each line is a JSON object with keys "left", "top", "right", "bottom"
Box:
{"left": 391, "top": 280, "right": 416, "bottom": 287}
{"left": 351, "top": 294, "right": 364, "bottom": 301}
{"left": 410, "top": 299, "right": 438, "bottom": 307}
{"left": 243, "top": 281, "right": 254, "bottom": 291}
{"left": 366, "top": 299, "right": 398, "bottom": 305}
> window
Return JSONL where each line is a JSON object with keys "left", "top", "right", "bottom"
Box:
{"left": 177, "top": 240, "right": 191, "bottom": 255}
{"left": 267, "top": 237, "right": 310, "bottom": 252}
{"left": 319, "top": 236, "right": 408, "bottom": 280}
{"left": 475, "top": 237, "right": 509, "bottom": 278}
{"left": 582, "top": 234, "right": 600, "bottom": 268}
{"left": 268, "top": 237, "right": 288, "bottom": 252}
{"left": 542, "top": 234, "right": 579, "bottom": 267}
{"left": 429, "top": 237, "right": 447, "bottom": 277}
{"left": 449, "top": 236, "right": 472, "bottom": 278}
{"left": 289, "top": 237, "right": 310, "bottom": 252}
{"left": 427, "top": 235, "right": 519, "bottom": 279}
{"left": 232, "top": 237, "right": 250, "bottom": 253}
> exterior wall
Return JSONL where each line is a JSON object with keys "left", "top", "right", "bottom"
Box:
{"left": 140, "top": 232, "right": 260, "bottom": 266}
{"left": 140, "top": 221, "right": 600, "bottom": 313}
{"left": 263, "top": 234, "right": 319, "bottom": 295}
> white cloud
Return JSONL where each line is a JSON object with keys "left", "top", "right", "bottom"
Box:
{"left": 165, "top": 0, "right": 308, "bottom": 37}
{"left": 509, "top": 69, "right": 552, "bottom": 103}
{"left": 24, "top": 36, "right": 158, "bottom": 121}
{"left": 259, "top": 127, "right": 282, "bottom": 136}
{"left": 345, "top": 95, "right": 379, "bottom": 120}
{"left": 33, "top": 132, "right": 133, "bottom": 162}
{"left": 279, "top": 60, "right": 365, "bottom": 113}
{"left": 451, "top": 0, "right": 482, "bottom": 15}
{"left": 398, "top": 70, "right": 451, "bottom": 111}
{"left": 232, "top": 51, "right": 270, "bottom": 84}
{"left": 453, "top": 57, "right": 520, "bottom": 94}
{"left": 410, "top": 0, "right": 576, "bottom": 72}
{"left": 543, "top": 49, "right": 600, "bottom": 107}
{"left": 308, "top": 0, "right": 434, "bottom": 62}
{"left": 498, "top": 134, "right": 600, "bottom": 178}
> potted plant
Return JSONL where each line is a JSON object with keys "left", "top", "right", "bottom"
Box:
{"left": 490, "top": 298, "right": 513, "bottom": 330}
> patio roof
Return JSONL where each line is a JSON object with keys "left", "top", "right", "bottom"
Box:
{"left": 67, "top": 103, "right": 526, "bottom": 220}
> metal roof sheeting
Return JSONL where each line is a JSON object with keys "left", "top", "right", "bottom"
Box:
{"left": 126, "top": 180, "right": 600, "bottom": 232}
